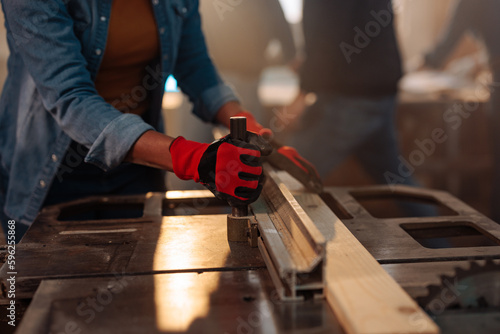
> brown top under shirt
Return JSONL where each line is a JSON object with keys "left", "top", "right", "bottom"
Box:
{"left": 94, "top": 0, "right": 160, "bottom": 115}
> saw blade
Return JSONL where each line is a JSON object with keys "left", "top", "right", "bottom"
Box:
{"left": 417, "top": 260, "right": 500, "bottom": 310}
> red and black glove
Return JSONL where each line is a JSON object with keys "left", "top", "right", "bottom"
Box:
{"left": 170, "top": 135, "right": 269, "bottom": 206}
{"left": 267, "top": 144, "right": 322, "bottom": 193}
{"left": 234, "top": 111, "right": 323, "bottom": 193}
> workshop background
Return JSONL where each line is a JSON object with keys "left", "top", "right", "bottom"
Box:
{"left": 0, "top": 0, "right": 493, "bottom": 234}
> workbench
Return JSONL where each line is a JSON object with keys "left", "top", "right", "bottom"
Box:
{"left": 1, "top": 171, "right": 500, "bottom": 333}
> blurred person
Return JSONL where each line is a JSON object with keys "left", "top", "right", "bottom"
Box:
{"left": 0, "top": 0, "right": 314, "bottom": 242}
{"left": 288, "top": 0, "right": 437, "bottom": 216}
{"left": 199, "top": 0, "right": 296, "bottom": 125}
{"left": 417, "top": 0, "right": 500, "bottom": 221}
{"left": 290, "top": 0, "right": 414, "bottom": 186}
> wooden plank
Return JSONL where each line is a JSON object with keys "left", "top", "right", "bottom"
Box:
{"left": 295, "top": 193, "right": 440, "bottom": 334}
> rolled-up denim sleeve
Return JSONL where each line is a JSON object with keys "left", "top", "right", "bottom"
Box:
{"left": 84, "top": 114, "right": 154, "bottom": 170}
{"left": 1, "top": 0, "right": 153, "bottom": 171}
{"left": 172, "top": 0, "right": 239, "bottom": 122}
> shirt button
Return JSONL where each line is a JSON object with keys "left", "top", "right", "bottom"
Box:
{"left": 152, "top": 0, "right": 159, "bottom": 5}
{"left": 40, "top": 180, "right": 46, "bottom": 188}
{"left": 100, "top": 16, "right": 107, "bottom": 22}
{"left": 163, "top": 54, "right": 169, "bottom": 61}
{"left": 159, "top": 27, "right": 165, "bottom": 35}
{"left": 51, "top": 154, "right": 58, "bottom": 162}
{"left": 182, "top": 7, "right": 187, "bottom": 14}
{"left": 95, "top": 49, "right": 102, "bottom": 56}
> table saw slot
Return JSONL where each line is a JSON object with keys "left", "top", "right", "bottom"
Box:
{"left": 400, "top": 222, "right": 500, "bottom": 249}
{"left": 349, "top": 192, "right": 457, "bottom": 218}
{"left": 57, "top": 201, "right": 144, "bottom": 221}
{"left": 319, "top": 192, "right": 353, "bottom": 220}
{"left": 161, "top": 197, "right": 230, "bottom": 216}
{"left": 56, "top": 195, "right": 231, "bottom": 220}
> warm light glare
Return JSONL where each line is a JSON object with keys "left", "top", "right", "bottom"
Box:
{"left": 162, "top": 92, "right": 183, "bottom": 110}
{"left": 152, "top": 217, "right": 222, "bottom": 331}
{"left": 162, "top": 75, "right": 183, "bottom": 109}
{"left": 278, "top": 0, "right": 303, "bottom": 24}
{"left": 258, "top": 66, "right": 300, "bottom": 106}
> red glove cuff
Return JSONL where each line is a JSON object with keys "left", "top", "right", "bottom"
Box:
{"left": 169, "top": 136, "right": 208, "bottom": 182}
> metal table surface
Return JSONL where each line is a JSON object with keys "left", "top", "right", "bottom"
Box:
{"left": 3, "top": 185, "right": 500, "bottom": 333}
{"left": 0, "top": 192, "right": 344, "bottom": 333}
{"left": 16, "top": 270, "right": 342, "bottom": 334}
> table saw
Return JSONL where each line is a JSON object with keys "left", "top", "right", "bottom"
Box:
{"left": 1, "top": 169, "right": 500, "bottom": 333}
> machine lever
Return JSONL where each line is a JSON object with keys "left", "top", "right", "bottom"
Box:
{"left": 229, "top": 116, "right": 249, "bottom": 217}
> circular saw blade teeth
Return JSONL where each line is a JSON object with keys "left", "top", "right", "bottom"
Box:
{"left": 485, "top": 258, "right": 496, "bottom": 266}
{"left": 418, "top": 260, "right": 500, "bottom": 312}
{"left": 439, "top": 274, "right": 453, "bottom": 282}
{"left": 469, "top": 261, "right": 481, "bottom": 270}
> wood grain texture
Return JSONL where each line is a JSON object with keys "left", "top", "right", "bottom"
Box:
{"left": 296, "top": 193, "right": 440, "bottom": 334}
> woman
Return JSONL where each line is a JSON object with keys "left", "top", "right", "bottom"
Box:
{"left": 0, "top": 0, "right": 315, "bottom": 242}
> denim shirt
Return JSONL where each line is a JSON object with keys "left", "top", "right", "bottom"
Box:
{"left": 0, "top": 0, "right": 237, "bottom": 226}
